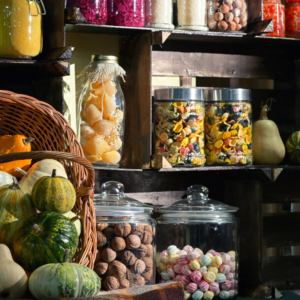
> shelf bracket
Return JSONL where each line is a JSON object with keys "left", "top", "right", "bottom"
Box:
{"left": 151, "top": 154, "right": 172, "bottom": 169}
{"left": 262, "top": 168, "right": 284, "bottom": 182}
{"left": 152, "top": 31, "right": 171, "bottom": 46}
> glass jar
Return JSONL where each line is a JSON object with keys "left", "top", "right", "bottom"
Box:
{"left": 207, "top": 0, "right": 248, "bottom": 31}
{"left": 204, "top": 89, "right": 252, "bottom": 165}
{"left": 94, "top": 181, "right": 156, "bottom": 291}
{"left": 157, "top": 185, "right": 239, "bottom": 299}
{"left": 263, "top": 0, "right": 285, "bottom": 37}
{"left": 145, "top": 0, "right": 174, "bottom": 29}
{"left": 177, "top": 0, "right": 209, "bottom": 30}
{"left": 67, "top": 0, "right": 107, "bottom": 24}
{"left": 78, "top": 55, "right": 125, "bottom": 167}
{"left": 0, "top": 0, "right": 45, "bottom": 58}
{"left": 154, "top": 88, "right": 206, "bottom": 167}
{"left": 107, "top": 0, "right": 145, "bottom": 27}
{"left": 286, "top": 0, "right": 300, "bottom": 38}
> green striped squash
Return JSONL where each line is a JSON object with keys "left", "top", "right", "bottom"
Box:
{"left": 286, "top": 131, "right": 300, "bottom": 164}
{"left": 31, "top": 169, "right": 76, "bottom": 214}
{"left": 29, "top": 251, "right": 100, "bottom": 299}
{"left": 0, "top": 179, "right": 35, "bottom": 246}
{"left": 13, "top": 211, "right": 78, "bottom": 272}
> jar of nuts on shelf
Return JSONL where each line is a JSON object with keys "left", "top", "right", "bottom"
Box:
{"left": 94, "top": 181, "right": 156, "bottom": 291}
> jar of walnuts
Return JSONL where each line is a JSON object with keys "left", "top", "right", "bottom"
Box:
{"left": 93, "top": 181, "right": 156, "bottom": 291}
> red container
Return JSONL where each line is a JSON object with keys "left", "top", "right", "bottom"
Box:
{"left": 286, "top": 0, "right": 300, "bottom": 38}
{"left": 263, "top": 0, "right": 285, "bottom": 37}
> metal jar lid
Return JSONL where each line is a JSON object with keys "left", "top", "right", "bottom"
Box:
{"left": 205, "top": 89, "right": 251, "bottom": 102}
{"left": 91, "top": 55, "right": 118, "bottom": 63}
{"left": 154, "top": 88, "right": 205, "bottom": 101}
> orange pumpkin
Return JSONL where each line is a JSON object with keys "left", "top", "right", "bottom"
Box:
{"left": 0, "top": 135, "right": 34, "bottom": 178}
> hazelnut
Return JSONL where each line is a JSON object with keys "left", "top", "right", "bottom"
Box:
{"left": 208, "top": 20, "right": 218, "bottom": 29}
{"left": 228, "top": 21, "right": 237, "bottom": 31}
{"left": 233, "top": 0, "right": 242, "bottom": 8}
{"left": 111, "top": 237, "right": 126, "bottom": 251}
{"left": 130, "top": 259, "right": 146, "bottom": 274}
{"left": 224, "top": 0, "right": 233, "bottom": 5}
{"left": 236, "top": 23, "right": 242, "bottom": 30}
{"left": 131, "top": 224, "right": 144, "bottom": 237}
{"left": 215, "top": 12, "right": 224, "bottom": 21}
{"left": 141, "top": 231, "right": 153, "bottom": 245}
{"left": 240, "top": 13, "right": 247, "bottom": 23}
{"left": 95, "top": 249, "right": 101, "bottom": 262}
{"left": 94, "top": 260, "right": 108, "bottom": 276}
{"left": 102, "top": 248, "right": 117, "bottom": 263}
{"left": 114, "top": 223, "right": 131, "bottom": 237}
{"left": 103, "top": 276, "right": 119, "bottom": 291}
{"left": 218, "top": 20, "right": 228, "bottom": 30}
{"left": 142, "top": 270, "right": 153, "bottom": 282}
{"left": 103, "top": 227, "right": 115, "bottom": 241}
{"left": 220, "top": 4, "right": 230, "bottom": 13}
{"left": 97, "top": 231, "right": 107, "bottom": 248}
{"left": 232, "top": 8, "right": 241, "bottom": 16}
{"left": 145, "top": 244, "right": 153, "bottom": 258}
{"left": 225, "top": 12, "right": 234, "bottom": 22}
{"left": 119, "top": 278, "right": 130, "bottom": 289}
{"left": 126, "top": 234, "right": 141, "bottom": 249}
{"left": 96, "top": 223, "right": 108, "bottom": 231}
{"left": 122, "top": 250, "right": 137, "bottom": 266}
{"left": 233, "top": 17, "right": 240, "bottom": 24}
{"left": 109, "top": 261, "right": 127, "bottom": 279}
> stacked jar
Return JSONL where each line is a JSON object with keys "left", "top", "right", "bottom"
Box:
{"left": 94, "top": 181, "right": 156, "bottom": 291}
{"left": 157, "top": 185, "right": 239, "bottom": 299}
{"left": 204, "top": 89, "right": 252, "bottom": 165}
{"left": 286, "top": 0, "right": 300, "bottom": 38}
{"left": 263, "top": 0, "right": 285, "bottom": 37}
{"left": 154, "top": 88, "right": 206, "bottom": 167}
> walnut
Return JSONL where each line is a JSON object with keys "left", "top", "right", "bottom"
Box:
{"left": 130, "top": 259, "right": 146, "bottom": 274}
{"left": 145, "top": 244, "right": 153, "bottom": 258}
{"left": 119, "top": 278, "right": 130, "bottom": 289}
{"left": 131, "top": 224, "right": 144, "bottom": 237}
{"left": 103, "top": 227, "right": 115, "bottom": 241}
{"left": 133, "top": 245, "right": 147, "bottom": 259}
{"left": 141, "top": 231, "right": 153, "bottom": 245}
{"left": 96, "top": 223, "right": 108, "bottom": 231}
{"left": 102, "top": 248, "right": 116, "bottom": 263}
{"left": 111, "top": 237, "right": 126, "bottom": 251}
{"left": 97, "top": 231, "right": 107, "bottom": 248}
{"left": 142, "top": 270, "right": 153, "bottom": 282}
{"left": 103, "top": 276, "right": 119, "bottom": 291}
{"left": 114, "top": 223, "right": 131, "bottom": 237}
{"left": 126, "top": 234, "right": 141, "bottom": 249}
{"left": 109, "top": 260, "right": 127, "bottom": 279}
{"left": 94, "top": 260, "right": 108, "bottom": 276}
{"left": 122, "top": 250, "right": 137, "bottom": 266}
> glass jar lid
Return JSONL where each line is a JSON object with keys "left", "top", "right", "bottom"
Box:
{"left": 158, "top": 185, "right": 238, "bottom": 214}
{"left": 91, "top": 55, "right": 118, "bottom": 63}
{"left": 205, "top": 88, "right": 251, "bottom": 102}
{"left": 94, "top": 181, "right": 153, "bottom": 216}
{"left": 154, "top": 88, "right": 205, "bottom": 101}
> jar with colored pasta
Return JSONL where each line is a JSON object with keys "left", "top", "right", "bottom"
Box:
{"left": 204, "top": 89, "right": 252, "bottom": 165}
{"left": 156, "top": 185, "right": 239, "bottom": 299}
{"left": 77, "top": 55, "right": 126, "bottom": 167}
{"left": 0, "top": 0, "right": 45, "bottom": 58}
{"left": 263, "top": 0, "right": 285, "bottom": 37}
{"left": 286, "top": 0, "right": 300, "bottom": 38}
{"left": 154, "top": 88, "right": 206, "bottom": 167}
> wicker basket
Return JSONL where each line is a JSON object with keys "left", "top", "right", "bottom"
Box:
{"left": 0, "top": 90, "right": 97, "bottom": 269}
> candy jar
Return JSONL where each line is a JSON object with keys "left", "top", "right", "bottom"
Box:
{"left": 157, "top": 185, "right": 239, "bottom": 299}
{"left": 153, "top": 88, "right": 206, "bottom": 167}
{"left": 285, "top": 0, "right": 300, "bottom": 38}
{"left": 0, "top": 0, "right": 45, "bottom": 58}
{"left": 67, "top": 0, "right": 107, "bottom": 24}
{"left": 263, "top": 0, "right": 285, "bottom": 37}
{"left": 204, "top": 89, "right": 252, "bottom": 165}
{"left": 77, "top": 55, "right": 126, "bottom": 167}
{"left": 93, "top": 181, "right": 156, "bottom": 291}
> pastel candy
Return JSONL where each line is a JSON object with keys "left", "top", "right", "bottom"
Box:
{"left": 182, "top": 264, "right": 192, "bottom": 276}
{"left": 207, "top": 266, "right": 218, "bottom": 275}
{"left": 229, "top": 261, "right": 235, "bottom": 272}
{"left": 230, "top": 279, "right": 236, "bottom": 288}
{"left": 195, "top": 248, "right": 204, "bottom": 256}
{"left": 203, "top": 291, "right": 214, "bottom": 300}
{"left": 206, "top": 253, "right": 214, "bottom": 259}
{"left": 221, "top": 253, "right": 231, "bottom": 264}
{"left": 199, "top": 280, "right": 209, "bottom": 292}
{"left": 190, "top": 260, "right": 201, "bottom": 271}
{"left": 215, "top": 289, "right": 220, "bottom": 296}
{"left": 161, "top": 255, "right": 169, "bottom": 264}
{"left": 192, "top": 290, "right": 204, "bottom": 300}
{"left": 209, "top": 282, "right": 219, "bottom": 293}
{"left": 220, "top": 280, "right": 231, "bottom": 290}
{"left": 184, "top": 291, "right": 191, "bottom": 300}
{"left": 169, "top": 253, "right": 179, "bottom": 264}
{"left": 178, "top": 255, "right": 188, "bottom": 265}
{"left": 188, "top": 250, "right": 201, "bottom": 261}
{"left": 167, "top": 267, "right": 175, "bottom": 278}
{"left": 178, "top": 250, "right": 188, "bottom": 256}
{"left": 219, "top": 290, "right": 230, "bottom": 299}
{"left": 228, "top": 251, "right": 235, "bottom": 261}
{"left": 167, "top": 245, "right": 178, "bottom": 254}
{"left": 181, "top": 275, "right": 191, "bottom": 285}
{"left": 228, "top": 290, "right": 236, "bottom": 297}
{"left": 160, "top": 250, "right": 168, "bottom": 258}
{"left": 219, "top": 264, "right": 230, "bottom": 275}
{"left": 207, "top": 249, "right": 215, "bottom": 254}
{"left": 200, "top": 255, "right": 212, "bottom": 266}
{"left": 175, "top": 275, "right": 182, "bottom": 282}
{"left": 190, "top": 270, "right": 202, "bottom": 283}
{"left": 226, "top": 272, "right": 234, "bottom": 281}
{"left": 160, "top": 263, "right": 168, "bottom": 271}
{"left": 161, "top": 271, "right": 170, "bottom": 281}
{"left": 216, "top": 273, "right": 226, "bottom": 283}
{"left": 174, "top": 264, "right": 183, "bottom": 274}
{"left": 203, "top": 271, "right": 216, "bottom": 283}
{"left": 184, "top": 245, "right": 194, "bottom": 252}
{"left": 187, "top": 282, "right": 198, "bottom": 293}
{"left": 200, "top": 266, "right": 207, "bottom": 274}
{"left": 214, "top": 252, "right": 221, "bottom": 257}
{"left": 211, "top": 256, "right": 223, "bottom": 267}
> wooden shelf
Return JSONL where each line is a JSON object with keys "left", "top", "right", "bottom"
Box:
{"left": 93, "top": 165, "right": 143, "bottom": 172}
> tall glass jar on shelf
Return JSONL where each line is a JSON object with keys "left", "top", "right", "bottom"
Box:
{"left": 77, "top": 55, "right": 126, "bottom": 167}
{"left": 263, "top": 0, "right": 285, "bottom": 37}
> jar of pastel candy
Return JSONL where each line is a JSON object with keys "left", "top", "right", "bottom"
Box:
{"left": 156, "top": 185, "right": 239, "bottom": 299}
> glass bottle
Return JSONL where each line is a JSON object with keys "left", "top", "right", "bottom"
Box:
{"left": 94, "top": 181, "right": 156, "bottom": 291}
{"left": 285, "top": 0, "right": 300, "bottom": 38}
{"left": 157, "top": 185, "right": 239, "bottom": 299}
{"left": 263, "top": 0, "right": 285, "bottom": 37}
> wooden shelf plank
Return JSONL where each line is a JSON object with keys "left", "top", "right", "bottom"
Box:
{"left": 93, "top": 166, "right": 143, "bottom": 172}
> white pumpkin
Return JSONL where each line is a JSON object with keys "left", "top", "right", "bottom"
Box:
{"left": 17, "top": 159, "right": 68, "bottom": 194}
{"left": 0, "top": 171, "right": 13, "bottom": 188}
{"left": 63, "top": 211, "right": 81, "bottom": 237}
{"left": 0, "top": 244, "right": 28, "bottom": 299}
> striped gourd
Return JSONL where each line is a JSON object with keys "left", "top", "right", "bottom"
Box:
{"left": 286, "top": 131, "right": 300, "bottom": 164}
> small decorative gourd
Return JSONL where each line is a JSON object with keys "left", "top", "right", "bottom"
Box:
{"left": 29, "top": 249, "right": 101, "bottom": 299}
{"left": 0, "top": 170, "right": 13, "bottom": 187}
{"left": 286, "top": 131, "right": 300, "bottom": 164}
{"left": 63, "top": 211, "right": 81, "bottom": 237}
{"left": 31, "top": 169, "right": 76, "bottom": 214}
{"left": 0, "top": 135, "right": 35, "bottom": 178}
{"left": 0, "top": 244, "right": 28, "bottom": 299}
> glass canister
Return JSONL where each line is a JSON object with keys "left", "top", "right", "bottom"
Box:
{"left": 78, "top": 55, "right": 126, "bottom": 167}
{"left": 154, "top": 88, "right": 206, "bottom": 167}
{"left": 285, "top": 0, "right": 300, "bottom": 38}
{"left": 263, "top": 0, "right": 285, "bottom": 37}
{"left": 207, "top": 0, "right": 248, "bottom": 31}
{"left": 177, "top": 0, "right": 209, "bottom": 31}
{"left": 107, "top": 0, "right": 145, "bottom": 27}
{"left": 67, "top": 0, "right": 107, "bottom": 24}
{"left": 157, "top": 185, "right": 239, "bottom": 299}
{"left": 93, "top": 181, "right": 156, "bottom": 291}
{"left": 145, "top": 0, "right": 174, "bottom": 29}
{"left": 204, "top": 89, "right": 252, "bottom": 165}
{"left": 0, "top": 0, "right": 45, "bottom": 58}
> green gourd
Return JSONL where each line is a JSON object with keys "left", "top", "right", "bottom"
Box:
{"left": 286, "top": 131, "right": 300, "bottom": 164}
